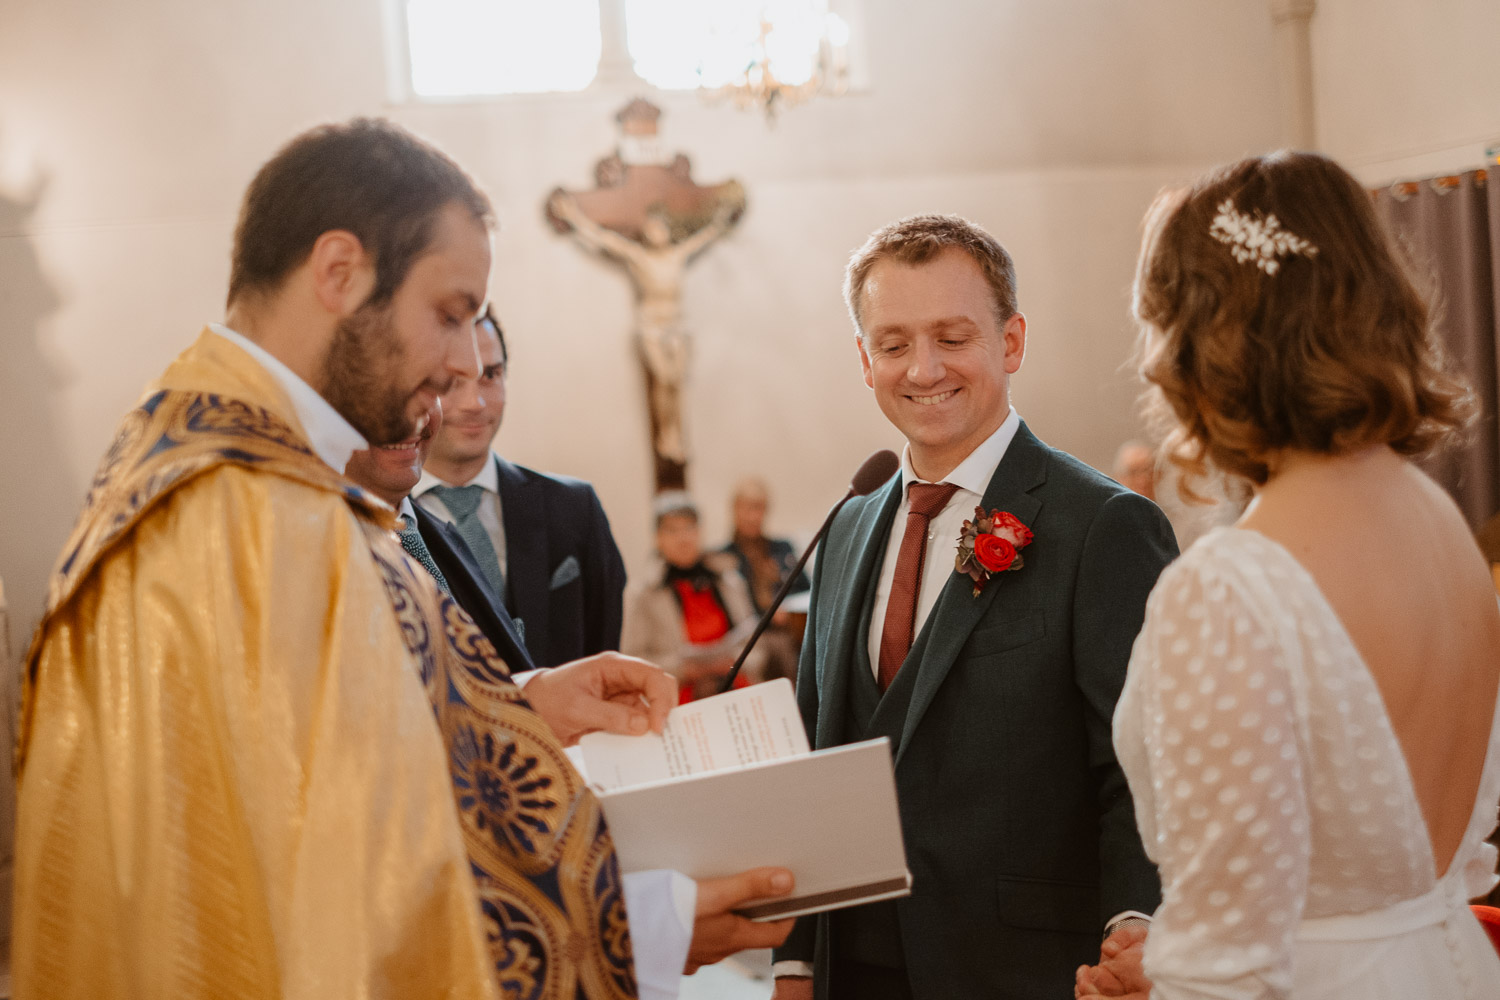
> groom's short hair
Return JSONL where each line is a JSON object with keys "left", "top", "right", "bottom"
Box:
{"left": 844, "top": 214, "right": 1018, "bottom": 337}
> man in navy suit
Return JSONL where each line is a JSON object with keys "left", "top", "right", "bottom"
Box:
{"left": 345, "top": 400, "right": 621, "bottom": 728}
{"left": 412, "top": 501, "right": 534, "bottom": 669}
{"left": 772, "top": 216, "right": 1176, "bottom": 999}
{"left": 416, "top": 308, "right": 627, "bottom": 667}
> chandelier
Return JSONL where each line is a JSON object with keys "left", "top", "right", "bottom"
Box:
{"left": 696, "top": 1, "right": 851, "bottom": 124}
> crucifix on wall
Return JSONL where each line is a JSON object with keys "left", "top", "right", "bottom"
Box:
{"left": 546, "top": 98, "right": 746, "bottom": 493}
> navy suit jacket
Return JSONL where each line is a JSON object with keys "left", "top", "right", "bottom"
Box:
{"left": 413, "top": 501, "right": 537, "bottom": 674}
{"left": 774, "top": 423, "right": 1177, "bottom": 997}
{"left": 493, "top": 456, "right": 627, "bottom": 667}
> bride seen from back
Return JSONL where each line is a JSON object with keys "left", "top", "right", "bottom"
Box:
{"left": 1079, "top": 151, "right": 1500, "bottom": 1000}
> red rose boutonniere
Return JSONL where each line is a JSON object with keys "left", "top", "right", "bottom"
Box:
{"left": 955, "top": 507, "right": 1033, "bottom": 596}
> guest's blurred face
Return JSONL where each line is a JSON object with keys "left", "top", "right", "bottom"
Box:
{"left": 731, "top": 486, "right": 768, "bottom": 539}
{"left": 657, "top": 512, "right": 702, "bottom": 569}
{"left": 428, "top": 315, "right": 506, "bottom": 468}
{"left": 856, "top": 249, "right": 1025, "bottom": 480}
{"left": 324, "top": 203, "right": 489, "bottom": 445}
{"left": 345, "top": 400, "right": 444, "bottom": 507}
{"left": 1114, "top": 444, "right": 1157, "bottom": 500}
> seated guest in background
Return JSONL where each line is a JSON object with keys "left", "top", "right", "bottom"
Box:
{"left": 1117, "top": 436, "right": 1252, "bottom": 553}
{"left": 417, "top": 307, "right": 628, "bottom": 666}
{"left": 721, "top": 477, "right": 811, "bottom": 612}
{"left": 1111, "top": 440, "right": 1158, "bottom": 501}
{"left": 623, "top": 493, "right": 766, "bottom": 702}
{"left": 720, "top": 476, "right": 809, "bottom": 681}
{"left": 1150, "top": 447, "right": 1251, "bottom": 552}
{"left": 1079, "top": 151, "right": 1500, "bottom": 999}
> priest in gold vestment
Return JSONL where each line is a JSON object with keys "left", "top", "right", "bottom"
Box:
{"left": 14, "top": 119, "right": 794, "bottom": 1000}
{"left": 17, "top": 326, "right": 510, "bottom": 999}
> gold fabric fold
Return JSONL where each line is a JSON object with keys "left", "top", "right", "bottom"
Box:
{"left": 367, "top": 539, "right": 637, "bottom": 1000}
{"left": 14, "top": 331, "right": 497, "bottom": 999}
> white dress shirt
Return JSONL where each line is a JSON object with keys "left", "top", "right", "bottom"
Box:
{"left": 622, "top": 871, "right": 696, "bottom": 1000}
{"left": 212, "top": 327, "right": 695, "bottom": 992}
{"left": 208, "top": 323, "right": 368, "bottom": 476}
{"left": 415, "top": 455, "right": 509, "bottom": 579}
{"left": 866, "top": 408, "right": 1021, "bottom": 677}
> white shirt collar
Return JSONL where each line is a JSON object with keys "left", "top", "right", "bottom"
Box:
{"left": 416, "top": 451, "right": 500, "bottom": 496}
{"left": 398, "top": 496, "right": 417, "bottom": 525}
{"left": 208, "top": 322, "right": 367, "bottom": 474}
{"left": 900, "top": 407, "right": 1021, "bottom": 495}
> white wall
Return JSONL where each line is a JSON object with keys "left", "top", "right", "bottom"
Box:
{"left": 0, "top": 0, "right": 1287, "bottom": 638}
{"left": 1311, "top": 0, "right": 1500, "bottom": 183}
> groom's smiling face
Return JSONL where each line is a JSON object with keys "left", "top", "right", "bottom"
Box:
{"left": 857, "top": 248, "right": 1026, "bottom": 480}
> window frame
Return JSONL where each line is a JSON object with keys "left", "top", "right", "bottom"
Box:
{"left": 380, "top": 0, "right": 867, "bottom": 106}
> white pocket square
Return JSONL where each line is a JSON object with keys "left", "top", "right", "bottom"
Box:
{"left": 549, "top": 555, "right": 581, "bottom": 589}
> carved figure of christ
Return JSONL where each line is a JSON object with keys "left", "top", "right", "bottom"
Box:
{"left": 549, "top": 188, "right": 737, "bottom": 488}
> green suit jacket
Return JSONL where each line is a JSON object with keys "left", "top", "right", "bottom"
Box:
{"left": 775, "top": 423, "right": 1176, "bottom": 997}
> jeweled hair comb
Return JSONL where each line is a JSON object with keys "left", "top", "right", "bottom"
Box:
{"left": 1208, "top": 199, "right": 1318, "bottom": 275}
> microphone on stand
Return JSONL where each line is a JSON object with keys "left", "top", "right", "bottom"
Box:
{"left": 718, "top": 449, "right": 901, "bottom": 693}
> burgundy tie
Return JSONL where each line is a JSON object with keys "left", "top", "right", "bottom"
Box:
{"left": 878, "top": 482, "right": 961, "bottom": 692}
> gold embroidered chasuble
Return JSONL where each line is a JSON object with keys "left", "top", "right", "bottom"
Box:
{"left": 15, "top": 331, "right": 637, "bottom": 1000}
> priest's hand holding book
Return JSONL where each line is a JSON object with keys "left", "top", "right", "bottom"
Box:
{"left": 688, "top": 868, "right": 797, "bottom": 973}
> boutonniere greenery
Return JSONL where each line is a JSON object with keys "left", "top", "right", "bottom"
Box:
{"left": 955, "top": 507, "right": 1034, "bottom": 597}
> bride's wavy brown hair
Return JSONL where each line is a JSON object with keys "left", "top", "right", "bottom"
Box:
{"left": 1133, "top": 151, "right": 1474, "bottom": 499}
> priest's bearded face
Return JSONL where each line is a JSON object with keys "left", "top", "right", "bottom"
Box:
{"left": 324, "top": 202, "right": 491, "bottom": 446}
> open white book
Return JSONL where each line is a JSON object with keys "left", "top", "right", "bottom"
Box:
{"left": 578, "top": 679, "right": 911, "bottom": 921}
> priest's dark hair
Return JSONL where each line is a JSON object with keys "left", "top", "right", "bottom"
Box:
{"left": 227, "top": 117, "right": 493, "bottom": 309}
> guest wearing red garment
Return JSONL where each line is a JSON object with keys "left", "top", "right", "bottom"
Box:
{"left": 622, "top": 493, "right": 766, "bottom": 702}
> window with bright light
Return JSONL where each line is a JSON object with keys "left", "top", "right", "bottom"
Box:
{"left": 405, "top": 0, "right": 602, "bottom": 97}
{"left": 397, "top": 0, "right": 853, "bottom": 99}
{"left": 625, "top": 0, "right": 847, "bottom": 91}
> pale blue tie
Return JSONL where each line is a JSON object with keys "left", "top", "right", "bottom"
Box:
{"left": 430, "top": 484, "right": 506, "bottom": 602}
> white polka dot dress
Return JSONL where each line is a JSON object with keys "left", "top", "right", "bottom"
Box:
{"left": 1114, "top": 528, "right": 1500, "bottom": 999}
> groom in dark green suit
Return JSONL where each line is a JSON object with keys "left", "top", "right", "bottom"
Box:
{"left": 772, "top": 215, "right": 1176, "bottom": 999}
